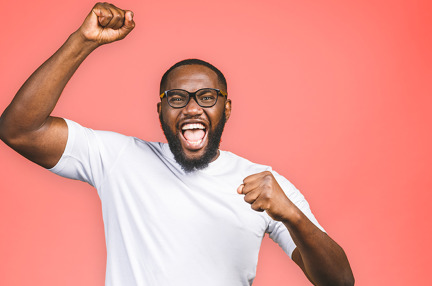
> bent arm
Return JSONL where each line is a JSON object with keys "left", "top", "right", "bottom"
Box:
{"left": 238, "top": 171, "right": 354, "bottom": 285}
{"left": 0, "top": 33, "right": 97, "bottom": 168}
{"left": 287, "top": 209, "right": 354, "bottom": 286}
{"left": 0, "top": 3, "right": 134, "bottom": 169}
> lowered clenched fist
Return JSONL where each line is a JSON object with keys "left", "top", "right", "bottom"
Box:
{"left": 77, "top": 2, "right": 135, "bottom": 46}
{"left": 237, "top": 171, "right": 296, "bottom": 222}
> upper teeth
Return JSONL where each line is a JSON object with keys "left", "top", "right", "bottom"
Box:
{"left": 182, "top": 123, "right": 205, "bottom": 130}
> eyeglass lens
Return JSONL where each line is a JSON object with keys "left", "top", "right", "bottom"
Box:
{"left": 167, "top": 89, "right": 218, "bottom": 108}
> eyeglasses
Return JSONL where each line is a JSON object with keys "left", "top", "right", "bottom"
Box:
{"left": 160, "top": 88, "right": 228, "bottom": 109}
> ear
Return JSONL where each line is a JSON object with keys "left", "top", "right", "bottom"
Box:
{"left": 157, "top": 102, "right": 161, "bottom": 115}
{"left": 224, "top": 99, "right": 232, "bottom": 121}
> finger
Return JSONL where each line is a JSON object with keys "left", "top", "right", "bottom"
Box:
{"left": 244, "top": 170, "right": 273, "bottom": 183}
{"left": 251, "top": 200, "right": 267, "bottom": 212}
{"left": 242, "top": 172, "right": 261, "bottom": 185}
{"left": 240, "top": 179, "right": 262, "bottom": 195}
{"left": 119, "top": 11, "right": 135, "bottom": 35}
{"left": 243, "top": 187, "right": 262, "bottom": 204}
{"left": 93, "top": 5, "right": 113, "bottom": 27}
{"left": 237, "top": 184, "right": 244, "bottom": 194}
{"left": 108, "top": 8, "right": 125, "bottom": 30}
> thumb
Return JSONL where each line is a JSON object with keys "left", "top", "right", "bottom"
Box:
{"left": 120, "top": 11, "right": 135, "bottom": 33}
{"left": 237, "top": 184, "right": 244, "bottom": 194}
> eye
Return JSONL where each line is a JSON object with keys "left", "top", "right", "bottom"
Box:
{"left": 167, "top": 90, "right": 188, "bottom": 105}
{"left": 168, "top": 95, "right": 186, "bottom": 103}
{"left": 197, "top": 89, "right": 217, "bottom": 102}
{"left": 201, "top": 95, "right": 216, "bottom": 101}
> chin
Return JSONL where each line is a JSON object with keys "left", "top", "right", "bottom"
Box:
{"left": 181, "top": 143, "right": 209, "bottom": 160}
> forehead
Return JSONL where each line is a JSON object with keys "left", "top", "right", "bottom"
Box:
{"left": 164, "top": 65, "right": 220, "bottom": 92}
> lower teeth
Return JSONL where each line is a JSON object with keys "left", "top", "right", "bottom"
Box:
{"left": 189, "top": 139, "right": 203, "bottom": 145}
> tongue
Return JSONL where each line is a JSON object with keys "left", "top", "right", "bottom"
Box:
{"left": 183, "top": 129, "right": 205, "bottom": 142}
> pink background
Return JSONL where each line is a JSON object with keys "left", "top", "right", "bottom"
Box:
{"left": 1, "top": 0, "right": 431, "bottom": 285}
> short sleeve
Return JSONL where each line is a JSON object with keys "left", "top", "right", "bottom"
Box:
{"left": 48, "top": 118, "right": 130, "bottom": 190}
{"left": 266, "top": 171, "right": 325, "bottom": 258}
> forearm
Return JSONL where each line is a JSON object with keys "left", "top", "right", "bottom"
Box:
{"left": 237, "top": 171, "right": 354, "bottom": 285}
{"left": 0, "top": 32, "right": 97, "bottom": 139}
{"left": 283, "top": 209, "right": 354, "bottom": 286}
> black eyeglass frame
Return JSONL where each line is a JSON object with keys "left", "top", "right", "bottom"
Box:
{"left": 160, "top": 88, "right": 228, "bottom": 109}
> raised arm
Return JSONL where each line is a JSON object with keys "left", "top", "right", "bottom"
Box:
{"left": 238, "top": 171, "right": 354, "bottom": 286}
{"left": 0, "top": 3, "right": 135, "bottom": 168}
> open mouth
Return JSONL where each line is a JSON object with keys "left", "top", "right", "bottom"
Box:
{"left": 180, "top": 122, "right": 208, "bottom": 150}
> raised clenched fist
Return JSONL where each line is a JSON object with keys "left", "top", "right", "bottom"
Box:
{"left": 77, "top": 2, "right": 135, "bottom": 46}
{"left": 237, "top": 171, "right": 296, "bottom": 222}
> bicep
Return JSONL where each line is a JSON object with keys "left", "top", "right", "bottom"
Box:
{"left": 4, "top": 116, "right": 68, "bottom": 169}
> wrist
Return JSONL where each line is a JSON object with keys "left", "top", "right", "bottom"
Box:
{"left": 279, "top": 203, "right": 304, "bottom": 226}
{"left": 69, "top": 31, "right": 100, "bottom": 55}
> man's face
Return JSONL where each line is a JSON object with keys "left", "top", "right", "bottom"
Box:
{"left": 158, "top": 64, "right": 231, "bottom": 172}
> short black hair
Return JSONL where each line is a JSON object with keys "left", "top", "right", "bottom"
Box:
{"left": 160, "top": 59, "right": 227, "bottom": 94}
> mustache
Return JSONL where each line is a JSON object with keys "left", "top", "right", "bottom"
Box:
{"left": 176, "top": 115, "right": 210, "bottom": 129}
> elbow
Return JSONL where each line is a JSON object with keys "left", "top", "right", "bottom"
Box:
{"left": 333, "top": 263, "right": 354, "bottom": 286}
{"left": 0, "top": 106, "right": 20, "bottom": 144}
{"left": 336, "top": 271, "right": 355, "bottom": 286}
{"left": 318, "top": 268, "right": 354, "bottom": 286}
{"left": 342, "top": 258, "right": 355, "bottom": 286}
{"left": 0, "top": 117, "right": 7, "bottom": 143}
{"left": 346, "top": 273, "right": 355, "bottom": 286}
{"left": 0, "top": 109, "right": 23, "bottom": 145}
{"left": 341, "top": 277, "right": 355, "bottom": 286}
{"left": 321, "top": 276, "right": 354, "bottom": 286}
{"left": 0, "top": 117, "right": 23, "bottom": 147}
{"left": 0, "top": 118, "right": 12, "bottom": 144}
{"left": 0, "top": 110, "right": 11, "bottom": 142}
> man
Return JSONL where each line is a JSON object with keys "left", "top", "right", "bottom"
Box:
{"left": 0, "top": 3, "right": 353, "bottom": 286}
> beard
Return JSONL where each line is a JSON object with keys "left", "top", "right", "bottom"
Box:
{"left": 159, "top": 113, "right": 226, "bottom": 173}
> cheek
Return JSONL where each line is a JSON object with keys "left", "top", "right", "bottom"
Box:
{"left": 161, "top": 109, "right": 180, "bottom": 130}
{"left": 210, "top": 105, "right": 227, "bottom": 122}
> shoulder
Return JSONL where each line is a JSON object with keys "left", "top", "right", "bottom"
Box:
{"left": 62, "top": 118, "right": 168, "bottom": 160}
{"left": 221, "top": 150, "right": 298, "bottom": 192}
{"left": 64, "top": 118, "right": 144, "bottom": 146}
{"left": 220, "top": 150, "right": 273, "bottom": 175}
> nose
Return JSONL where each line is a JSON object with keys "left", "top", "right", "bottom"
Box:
{"left": 182, "top": 97, "right": 203, "bottom": 116}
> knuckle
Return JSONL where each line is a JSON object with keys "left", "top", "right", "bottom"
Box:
{"left": 263, "top": 190, "right": 272, "bottom": 199}
{"left": 261, "top": 192, "right": 272, "bottom": 202}
{"left": 243, "top": 195, "right": 250, "bottom": 203}
{"left": 263, "top": 181, "right": 272, "bottom": 189}
{"left": 261, "top": 183, "right": 272, "bottom": 195}
{"left": 263, "top": 173, "right": 273, "bottom": 182}
{"left": 251, "top": 200, "right": 266, "bottom": 212}
{"left": 261, "top": 171, "right": 272, "bottom": 179}
{"left": 244, "top": 194, "right": 254, "bottom": 204}
{"left": 262, "top": 174, "right": 274, "bottom": 188}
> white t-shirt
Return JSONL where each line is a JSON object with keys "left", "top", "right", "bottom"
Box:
{"left": 49, "top": 119, "right": 324, "bottom": 286}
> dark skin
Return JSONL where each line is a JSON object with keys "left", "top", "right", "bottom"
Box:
{"left": 0, "top": 3, "right": 135, "bottom": 168}
{"left": 237, "top": 172, "right": 354, "bottom": 285}
{"left": 0, "top": 3, "right": 353, "bottom": 285}
{"left": 159, "top": 66, "right": 354, "bottom": 285}
{"left": 157, "top": 64, "right": 231, "bottom": 162}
